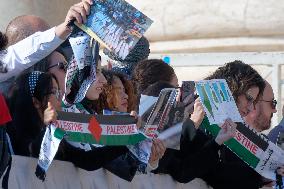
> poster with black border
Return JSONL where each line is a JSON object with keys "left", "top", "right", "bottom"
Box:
{"left": 76, "top": 0, "right": 153, "bottom": 60}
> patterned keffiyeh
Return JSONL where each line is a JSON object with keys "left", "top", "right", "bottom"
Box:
{"left": 63, "top": 32, "right": 100, "bottom": 105}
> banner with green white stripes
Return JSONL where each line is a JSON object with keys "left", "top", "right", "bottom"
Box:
{"left": 201, "top": 118, "right": 284, "bottom": 180}
{"left": 55, "top": 111, "right": 147, "bottom": 145}
{"left": 196, "top": 79, "right": 284, "bottom": 180}
{"left": 36, "top": 112, "right": 147, "bottom": 181}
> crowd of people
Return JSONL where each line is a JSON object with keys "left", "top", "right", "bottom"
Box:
{"left": 0, "top": 0, "right": 284, "bottom": 188}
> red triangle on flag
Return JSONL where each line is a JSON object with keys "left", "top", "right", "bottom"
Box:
{"left": 88, "top": 117, "right": 102, "bottom": 142}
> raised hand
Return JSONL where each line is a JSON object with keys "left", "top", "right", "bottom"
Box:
{"left": 64, "top": 0, "right": 93, "bottom": 25}
{"left": 182, "top": 93, "right": 195, "bottom": 120}
{"left": 149, "top": 139, "right": 166, "bottom": 168}
{"left": 190, "top": 97, "right": 205, "bottom": 129}
{"left": 215, "top": 118, "right": 237, "bottom": 145}
{"left": 55, "top": 0, "right": 93, "bottom": 39}
{"left": 43, "top": 102, "right": 58, "bottom": 126}
{"left": 130, "top": 111, "right": 142, "bottom": 129}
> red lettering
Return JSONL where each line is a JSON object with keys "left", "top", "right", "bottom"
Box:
{"left": 236, "top": 132, "right": 242, "bottom": 141}
{"left": 251, "top": 145, "right": 258, "bottom": 155}
{"left": 55, "top": 121, "right": 83, "bottom": 132}
{"left": 54, "top": 121, "right": 59, "bottom": 127}
{"left": 245, "top": 139, "right": 251, "bottom": 150}
{"left": 118, "top": 126, "right": 123, "bottom": 134}
{"left": 110, "top": 125, "right": 115, "bottom": 134}
{"left": 129, "top": 125, "right": 135, "bottom": 133}
{"left": 107, "top": 125, "right": 111, "bottom": 134}
{"left": 115, "top": 126, "right": 119, "bottom": 134}
{"left": 235, "top": 131, "right": 259, "bottom": 155}
{"left": 241, "top": 135, "right": 247, "bottom": 145}
{"left": 105, "top": 125, "right": 137, "bottom": 135}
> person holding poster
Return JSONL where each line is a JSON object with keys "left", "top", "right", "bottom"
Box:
{"left": 0, "top": 0, "right": 94, "bottom": 83}
{"left": 60, "top": 36, "right": 148, "bottom": 176}
{"left": 92, "top": 70, "right": 165, "bottom": 181}
{"left": 153, "top": 61, "right": 268, "bottom": 189}
{"left": 143, "top": 81, "right": 236, "bottom": 183}
{"left": 192, "top": 61, "right": 268, "bottom": 189}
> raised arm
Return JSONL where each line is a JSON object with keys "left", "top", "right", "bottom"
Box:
{"left": 0, "top": 0, "right": 93, "bottom": 82}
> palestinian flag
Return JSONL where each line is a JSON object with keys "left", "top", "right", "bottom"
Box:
{"left": 55, "top": 111, "right": 147, "bottom": 145}
{"left": 201, "top": 117, "right": 284, "bottom": 180}
{"left": 36, "top": 124, "right": 65, "bottom": 181}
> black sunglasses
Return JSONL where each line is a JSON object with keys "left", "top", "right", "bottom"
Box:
{"left": 47, "top": 62, "right": 67, "bottom": 72}
{"left": 259, "top": 99, "right": 277, "bottom": 109}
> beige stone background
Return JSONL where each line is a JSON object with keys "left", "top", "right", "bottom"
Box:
{"left": 1, "top": 0, "right": 284, "bottom": 53}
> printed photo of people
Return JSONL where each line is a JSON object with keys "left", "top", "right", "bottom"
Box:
{"left": 84, "top": 0, "right": 153, "bottom": 60}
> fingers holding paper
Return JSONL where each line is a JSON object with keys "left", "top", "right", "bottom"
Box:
{"left": 215, "top": 118, "right": 237, "bottom": 145}
{"left": 149, "top": 139, "right": 166, "bottom": 166}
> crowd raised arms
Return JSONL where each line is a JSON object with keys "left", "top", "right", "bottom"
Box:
{"left": 0, "top": 0, "right": 284, "bottom": 189}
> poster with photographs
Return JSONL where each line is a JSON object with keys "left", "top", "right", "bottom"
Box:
{"left": 195, "top": 79, "right": 243, "bottom": 124}
{"left": 141, "top": 88, "right": 178, "bottom": 138}
{"left": 77, "top": 0, "right": 153, "bottom": 60}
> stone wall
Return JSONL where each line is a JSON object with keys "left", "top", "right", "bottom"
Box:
{"left": 1, "top": 0, "right": 284, "bottom": 53}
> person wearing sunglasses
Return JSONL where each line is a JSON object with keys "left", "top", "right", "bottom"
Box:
{"left": 30, "top": 48, "right": 68, "bottom": 97}
{"left": 6, "top": 71, "right": 61, "bottom": 157}
{"left": 46, "top": 50, "right": 68, "bottom": 94}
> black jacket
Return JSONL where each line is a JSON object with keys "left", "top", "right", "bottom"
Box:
{"left": 7, "top": 126, "right": 129, "bottom": 172}
{"left": 155, "top": 119, "right": 264, "bottom": 189}
{"left": 154, "top": 119, "right": 221, "bottom": 182}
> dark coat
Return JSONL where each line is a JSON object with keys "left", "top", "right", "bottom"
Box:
{"left": 154, "top": 119, "right": 264, "bottom": 189}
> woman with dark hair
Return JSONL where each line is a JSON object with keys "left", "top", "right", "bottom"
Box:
{"left": 32, "top": 48, "right": 68, "bottom": 94}
{"left": 132, "top": 59, "right": 178, "bottom": 97}
{"left": 205, "top": 60, "right": 265, "bottom": 117}
{"left": 7, "top": 71, "right": 60, "bottom": 156}
{"left": 162, "top": 60, "right": 267, "bottom": 189}
{"left": 199, "top": 60, "right": 267, "bottom": 189}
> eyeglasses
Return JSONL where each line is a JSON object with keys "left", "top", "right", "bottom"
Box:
{"left": 47, "top": 62, "right": 67, "bottom": 72}
{"left": 259, "top": 99, "right": 277, "bottom": 109}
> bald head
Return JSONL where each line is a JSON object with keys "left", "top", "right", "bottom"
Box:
{"left": 6, "top": 15, "right": 50, "bottom": 46}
